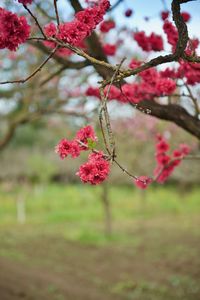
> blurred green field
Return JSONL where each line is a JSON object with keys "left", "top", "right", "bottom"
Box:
{"left": 0, "top": 184, "right": 200, "bottom": 243}
{"left": 0, "top": 184, "right": 200, "bottom": 300}
{"left": 0, "top": 185, "right": 200, "bottom": 243}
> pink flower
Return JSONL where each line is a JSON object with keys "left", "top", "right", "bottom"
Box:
{"left": 156, "top": 153, "right": 171, "bottom": 165}
{"left": 163, "top": 20, "right": 178, "bottom": 49}
{"left": 160, "top": 68, "right": 177, "bottom": 79}
{"left": 104, "top": 85, "right": 121, "bottom": 100}
{"left": 141, "top": 68, "right": 159, "bottom": 85}
{"left": 155, "top": 78, "right": 176, "bottom": 95}
{"left": 156, "top": 139, "right": 170, "bottom": 153}
{"left": 55, "top": 139, "right": 80, "bottom": 159}
{"left": 0, "top": 8, "right": 30, "bottom": 51}
{"left": 154, "top": 134, "right": 190, "bottom": 183}
{"left": 134, "top": 31, "right": 163, "bottom": 52}
{"left": 100, "top": 0, "right": 111, "bottom": 12}
{"left": 148, "top": 33, "right": 164, "bottom": 51}
{"left": 129, "top": 59, "right": 141, "bottom": 69}
{"left": 179, "top": 144, "right": 190, "bottom": 156}
{"left": 44, "top": 22, "right": 57, "bottom": 37}
{"left": 178, "top": 61, "right": 200, "bottom": 86}
{"left": 50, "top": 0, "right": 110, "bottom": 47}
{"left": 125, "top": 9, "right": 133, "bottom": 17}
{"left": 58, "top": 20, "right": 87, "bottom": 46}
{"left": 18, "top": 0, "right": 32, "bottom": 4}
{"left": 86, "top": 87, "right": 100, "bottom": 98}
{"left": 161, "top": 11, "right": 169, "bottom": 21}
{"left": 171, "top": 158, "right": 181, "bottom": 167}
{"left": 173, "top": 149, "right": 182, "bottom": 158}
{"left": 77, "top": 151, "right": 110, "bottom": 185}
{"left": 120, "top": 84, "right": 135, "bottom": 102}
{"left": 76, "top": 125, "right": 97, "bottom": 150}
{"left": 181, "top": 12, "right": 191, "bottom": 23}
{"left": 134, "top": 176, "right": 152, "bottom": 189}
{"left": 43, "top": 22, "right": 73, "bottom": 56}
{"left": 134, "top": 31, "right": 150, "bottom": 52}
{"left": 103, "top": 43, "right": 116, "bottom": 56}
{"left": 155, "top": 166, "right": 175, "bottom": 183}
{"left": 100, "top": 20, "right": 115, "bottom": 33}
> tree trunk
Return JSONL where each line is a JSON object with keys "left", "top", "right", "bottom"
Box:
{"left": 16, "top": 195, "right": 26, "bottom": 224}
{"left": 139, "top": 189, "right": 147, "bottom": 214}
{"left": 101, "top": 183, "right": 112, "bottom": 236}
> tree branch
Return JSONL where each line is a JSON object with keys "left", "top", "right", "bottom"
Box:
{"left": 0, "top": 47, "right": 58, "bottom": 85}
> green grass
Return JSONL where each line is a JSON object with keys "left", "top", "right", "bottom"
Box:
{"left": 1, "top": 183, "right": 200, "bottom": 222}
{"left": 1, "top": 184, "right": 200, "bottom": 300}
{"left": 0, "top": 183, "right": 200, "bottom": 244}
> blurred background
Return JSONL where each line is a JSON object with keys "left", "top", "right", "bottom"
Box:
{"left": 0, "top": 0, "right": 200, "bottom": 299}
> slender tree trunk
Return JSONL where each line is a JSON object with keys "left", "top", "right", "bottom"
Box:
{"left": 16, "top": 195, "right": 26, "bottom": 224}
{"left": 101, "top": 183, "right": 112, "bottom": 236}
{"left": 139, "top": 189, "right": 147, "bottom": 214}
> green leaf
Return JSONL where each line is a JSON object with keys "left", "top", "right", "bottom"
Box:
{"left": 87, "top": 138, "right": 96, "bottom": 150}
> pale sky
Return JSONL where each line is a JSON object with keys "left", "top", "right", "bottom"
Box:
{"left": 110, "top": 0, "right": 200, "bottom": 37}
{"left": 58, "top": 0, "right": 200, "bottom": 37}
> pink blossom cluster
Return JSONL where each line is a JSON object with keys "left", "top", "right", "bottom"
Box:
{"left": 129, "top": 59, "right": 141, "bottom": 69}
{"left": 86, "top": 66, "right": 177, "bottom": 104}
{"left": 161, "top": 11, "right": 170, "bottom": 21}
{"left": 160, "top": 67, "right": 178, "bottom": 79}
{"left": 76, "top": 125, "right": 97, "bottom": 150}
{"left": 121, "top": 68, "right": 176, "bottom": 100}
{"left": 134, "top": 176, "right": 152, "bottom": 189}
{"left": 44, "top": 0, "right": 110, "bottom": 50}
{"left": 43, "top": 23, "right": 73, "bottom": 57}
{"left": 103, "top": 43, "right": 117, "bottom": 56}
{"left": 178, "top": 60, "right": 200, "bottom": 85}
{"left": 185, "top": 38, "right": 199, "bottom": 56}
{"left": 56, "top": 126, "right": 190, "bottom": 188}
{"left": 154, "top": 135, "right": 190, "bottom": 183}
{"left": 100, "top": 20, "right": 115, "bottom": 33}
{"left": 134, "top": 31, "right": 164, "bottom": 52}
{"left": 55, "top": 139, "right": 80, "bottom": 159}
{"left": 125, "top": 9, "right": 133, "bottom": 18}
{"left": 161, "top": 9, "right": 190, "bottom": 23}
{"left": 181, "top": 12, "right": 191, "bottom": 23}
{"left": 18, "top": 0, "right": 33, "bottom": 4}
{"left": 77, "top": 152, "right": 110, "bottom": 185}
{"left": 160, "top": 59, "right": 200, "bottom": 86}
{"left": 134, "top": 135, "right": 190, "bottom": 189}
{"left": 55, "top": 125, "right": 110, "bottom": 185}
{"left": 163, "top": 20, "right": 178, "bottom": 50}
{"left": 86, "top": 86, "right": 101, "bottom": 98}
{"left": 55, "top": 125, "right": 97, "bottom": 159}
{"left": 162, "top": 12, "right": 190, "bottom": 51}
{"left": 0, "top": 7, "right": 30, "bottom": 51}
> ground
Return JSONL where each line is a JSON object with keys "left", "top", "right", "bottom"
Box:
{"left": 0, "top": 184, "right": 200, "bottom": 299}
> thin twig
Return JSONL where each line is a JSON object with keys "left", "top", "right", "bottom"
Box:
{"left": 113, "top": 159, "right": 139, "bottom": 180}
{"left": 99, "top": 59, "right": 125, "bottom": 159}
{"left": 53, "top": 0, "right": 60, "bottom": 26}
{"left": 23, "top": 4, "right": 46, "bottom": 38}
{"left": 50, "top": 37, "right": 119, "bottom": 72}
{"left": 183, "top": 81, "right": 200, "bottom": 117}
{"left": 28, "top": 37, "right": 46, "bottom": 41}
{"left": 0, "top": 47, "right": 58, "bottom": 85}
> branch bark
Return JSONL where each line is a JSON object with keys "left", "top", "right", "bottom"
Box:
{"left": 67, "top": 0, "right": 200, "bottom": 140}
